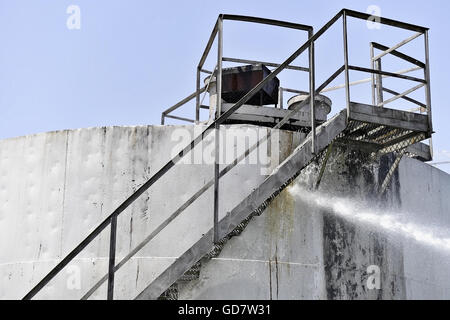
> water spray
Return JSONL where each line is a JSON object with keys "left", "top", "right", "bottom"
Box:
{"left": 288, "top": 184, "right": 450, "bottom": 254}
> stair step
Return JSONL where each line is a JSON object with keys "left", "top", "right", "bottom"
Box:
{"left": 157, "top": 283, "right": 178, "bottom": 300}
{"left": 179, "top": 262, "right": 202, "bottom": 282}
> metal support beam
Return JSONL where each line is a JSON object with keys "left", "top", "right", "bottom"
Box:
{"left": 222, "top": 57, "right": 309, "bottom": 72}
{"left": 375, "top": 58, "right": 384, "bottom": 105}
{"left": 278, "top": 87, "right": 283, "bottom": 109}
{"left": 372, "top": 32, "right": 422, "bottom": 61}
{"left": 424, "top": 30, "right": 433, "bottom": 135}
{"left": 279, "top": 87, "right": 305, "bottom": 95}
{"left": 196, "top": 68, "right": 201, "bottom": 122}
{"left": 216, "top": 18, "right": 223, "bottom": 118}
{"left": 383, "top": 87, "right": 426, "bottom": 109}
{"left": 378, "top": 133, "right": 424, "bottom": 195}
{"left": 370, "top": 43, "right": 376, "bottom": 106}
{"left": 213, "top": 123, "right": 220, "bottom": 244}
{"left": 377, "top": 83, "right": 425, "bottom": 107}
{"left": 107, "top": 214, "right": 117, "bottom": 300}
{"left": 222, "top": 14, "right": 313, "bottom": 31}
{"left": 198, "top": 18, "right": 219, "bottom": 69}
{"left": 429, "top": 136, "right": 434, "bottom": 159}
{"left": 371, "top": 42, "right": 425, "bottom": 68}
{"left": 343, "top": 9, "right": 428, "bottom": 33}
{"left": 162, "top": 86, "right": 207, "bottom": 116}
{"left": 200, "top": 68, "right": 213, "bottom": 75}
{"left": 315, "top": 141, "right": 334, "bottom": 190}
{"left": 309, "top": 28, "right": 316, "bottom": 154}
{"left": 379, "top": 149, "right": 406, "bottom": 195}
{"left": 317, "top": 66, "right": 345, "bottom": 93}
{"left": 213, "top": 17, "right": 223, "bottom": 244}
{"left": 320, "top": 66, "right": 421, "bottom": 93}
{"left": 343, "top": 12, "right": 351, "bottom": 118}
{"left": 348, "top": 65, "right": 426, "bottom": 83}
{"left": 164, "top": 114, "right": 195, "bottom": 123}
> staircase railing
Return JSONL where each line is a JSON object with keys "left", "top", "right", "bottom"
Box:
{"left": 22, "top": 14, "right": 315, "bottom": 300}
{"left": 22, "top": 9, "right": 432, "bottom": 300}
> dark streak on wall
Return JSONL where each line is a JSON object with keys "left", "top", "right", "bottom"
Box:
{"left": 321, "top": 141, "right": 406, "bottom": 300}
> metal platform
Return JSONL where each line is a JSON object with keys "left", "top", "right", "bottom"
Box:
{"left": 220, "top": 92, "right": 331, "bottom": 130}
{"left": 344, "top": 102, "right": 430, "bottom": 154}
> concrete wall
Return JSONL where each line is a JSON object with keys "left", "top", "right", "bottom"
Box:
{"left": 179, "top": 142, "right": 450, "bottom": 300}
{"left": 398, "top": 158, "right": 450, "bottom": 299}
{"left": 0, "top": 124, "right": 298, "bottom": 299}
{"left": 1, "top": 125, "right": 449, "bottom": 299}
{"left": 179, "top": 142, "right": 405, "bottom": 300}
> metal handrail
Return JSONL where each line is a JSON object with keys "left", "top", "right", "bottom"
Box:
{"left": 372, "top": 32, "right": 423, "bottom": 61}
{"left": 81, "top": 71, "right": 345, "bottom": 300}
{"left": 222, "top": 57, "right": 309, "bottom": 72}
{"left": 22, "top": 9, "right": 432, "bottom": 300}
{"left": 22, "top": 13, "right": 315, "bottom": 300}
{"left": 80, "top": 62, "right": 350, "bottom": 299}
{"left": 377, "top": 83, "right": 425, "bottom": 107}
{"left": 161, "top": 86, "right": 206, "bottom": 125}
{"left": 277, "top": 65, "right": 423, "bottom": 109}
{"left": 162, "top": 54, "right": 310, "bottom": 123}
{"left": 369, "top": 29, "right": 433, "bottom": 159}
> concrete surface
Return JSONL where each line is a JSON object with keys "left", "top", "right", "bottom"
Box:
{"left": 0, "top": 125, "right": 449, "bottom": 299}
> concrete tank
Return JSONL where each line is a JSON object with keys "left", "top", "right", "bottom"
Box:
{"left": 1, "top": 124, "right": 450, "bottom": 299}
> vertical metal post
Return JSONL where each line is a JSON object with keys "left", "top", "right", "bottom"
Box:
{"left": 213, "top": 122, "right": 220, "bottom": 243}
{"left": 370, "top": 43, "right": 376, "bottom": 106}
{"left": 213, "top": 17, "right": 223, "bottom": 244}
{"left": 424, "top": 30, "right": 433, "bottom": 136}
{"left": 107, "top": 214, "right": 117, "bottom": 300}
{"left": 278, "top": 87, "right": 283, "bottom": 109}
{"left": 216, "top": 18, "right": 223, "bottom": 119}
{"left": 429, "top": 137, "right": 434, "bottom": 159}
{"left": 375, "top": 59, "right": 384, "bottom": 106}
{"left": 195, "top": 67, "right": 201, "bottom": 123}
{"left": 161, "top": 114, "right": 165, "bottom": 125}
{"left": 342, "top": 12, "right": 351, "bottom": 117}
{"left": 308, "top": 29, "right": 316, "bottom": 154}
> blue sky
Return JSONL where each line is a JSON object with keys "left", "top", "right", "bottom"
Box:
{"left": 0, "top": 0, "right": 449, "bottom": 170}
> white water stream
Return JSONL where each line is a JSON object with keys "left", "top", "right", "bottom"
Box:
{"left": 288, "top": 184, "right": 450, "bottom": 253}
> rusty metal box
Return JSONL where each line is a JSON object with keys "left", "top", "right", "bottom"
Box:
{"left": 221, "top": 64, "right": 279, "bottom": 106}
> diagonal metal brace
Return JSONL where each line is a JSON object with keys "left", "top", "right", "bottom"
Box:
{"left": 379, "top": 148, "right": 406, "bottom": 195}
{"left": 315, "top": 141, "right": 334, "bottom": 190}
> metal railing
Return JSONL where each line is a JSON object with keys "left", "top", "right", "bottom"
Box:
{"left": 23, "top": 14, "right": 315, "bottom": 300}
{"left": 22, "top": 9, "right": 432, "bottom": 300}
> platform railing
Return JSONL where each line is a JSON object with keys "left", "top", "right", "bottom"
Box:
{"left": 369, "top": 35, "right": 433, "bottom": 155}
{"left": 22, "top": 9, "right": 432, "bottom": 300}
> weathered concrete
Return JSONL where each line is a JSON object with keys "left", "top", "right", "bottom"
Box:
{"left": 178, "top": 142, "right": 400, "bottom": 299}
{"left": 0, "top": 124, "right": 296, "bottom": 299}
{"left": 398, "top": 157, "right": 450, "bottom": 299}
{"left": 1, "top": 125, "right": 449, "bottom": 299}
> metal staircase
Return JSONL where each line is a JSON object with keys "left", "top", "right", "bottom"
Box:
{"left": 22, "top": 9, "right": 433, "bottom": 300}
{"left": 138, "top": 110, "right": 348, "bottom": 300}
{"left": 140, "top": 108, "right": 429, "bottom": 300}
